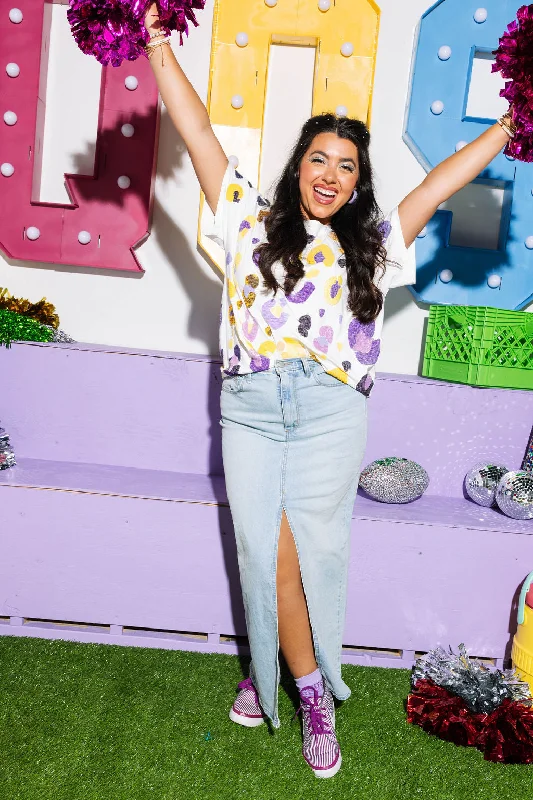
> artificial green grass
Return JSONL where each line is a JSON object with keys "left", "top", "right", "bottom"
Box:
{"left": 0, "top": 638, "right": 531, "bottom": 800}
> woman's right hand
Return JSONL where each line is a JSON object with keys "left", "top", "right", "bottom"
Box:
{"left": 145, "top": 2, "right": 162, "bottom": 37}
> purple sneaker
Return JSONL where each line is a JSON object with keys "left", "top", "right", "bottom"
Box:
{"left": 229, "top": 677, "right": 265, "bottom": 727}
{"left": 299, "top": 686, "right": 341, "bottom": 778}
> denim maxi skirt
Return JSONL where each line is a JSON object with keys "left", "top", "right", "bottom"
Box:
{"left": 220, "top": 358, "right": 368, "bottom": 728}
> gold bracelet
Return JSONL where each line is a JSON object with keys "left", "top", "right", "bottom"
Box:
{"left": 145, "top": 39, "right": 171, "bottom": 65}
{"left": 498, "top": 113, "right": 516, "bottom": 139}
{"left": 146, "top": 35, "right": 170, "bottom": 48}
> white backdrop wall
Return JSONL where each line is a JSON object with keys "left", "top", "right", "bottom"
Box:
{"left": 0, "top": 0, "right": 521, "bottom": 374}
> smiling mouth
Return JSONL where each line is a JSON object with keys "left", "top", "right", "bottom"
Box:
{"left": 313, "top": 186, "right": 338, "bottom": 205}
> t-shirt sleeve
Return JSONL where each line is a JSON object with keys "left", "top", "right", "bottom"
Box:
{"left": 378, "top": 206, "right": 417, "bottom": 291}
{"left": 204, "top": 162, "right": 261, "bottom": 252}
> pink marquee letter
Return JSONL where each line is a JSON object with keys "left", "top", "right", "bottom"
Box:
{"left": 0, "top": 0, "right": 160, "bottom": 272}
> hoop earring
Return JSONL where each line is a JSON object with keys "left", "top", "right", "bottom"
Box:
{"left": 348, "top": 188, "right": 358, "bottom": 205}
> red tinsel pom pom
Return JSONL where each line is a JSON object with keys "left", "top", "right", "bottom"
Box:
{"left": 478, "top": 699, "right": 533, "bottom": 764}
{"left": 408, "top": 680, "right": 533, "bottom": 764}
{"left": 493, "top": 4, "right": 533, "bottom": 162}
{"left": 407, "top": 679, "right": 484, "bottom": 747}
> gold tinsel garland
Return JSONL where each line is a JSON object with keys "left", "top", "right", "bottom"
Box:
{"left": 0, "top": 288, "right": 59, "bottom": 329}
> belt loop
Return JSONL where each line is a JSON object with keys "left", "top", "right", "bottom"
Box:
{"left": 301, "top": 358, "right": 311, "bottom": 376}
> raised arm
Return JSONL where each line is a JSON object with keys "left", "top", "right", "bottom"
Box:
{"left": 144, "top": 3, "right": 227, "bottom": 213}
{"left": 398, "top": 113, "right": 514, "bottom": 248}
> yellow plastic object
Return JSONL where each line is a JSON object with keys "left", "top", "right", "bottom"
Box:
{"left": 199, "top": 0, "right": 381, "bottom": 272}
{"left": 512, "top": 571, "right": 533, "bottom": 694}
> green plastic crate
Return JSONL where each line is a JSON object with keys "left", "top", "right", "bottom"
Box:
{"left": 422, "top": 305, "right": 533, "bottom": 390}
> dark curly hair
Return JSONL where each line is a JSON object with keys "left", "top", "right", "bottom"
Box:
{"left": 255, "top": 113, "right": 386, "bottom": 323}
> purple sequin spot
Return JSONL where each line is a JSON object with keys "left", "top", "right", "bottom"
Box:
{"left": 262, "top": 297, "right": 289, "bottom": 329}
{"left": 252, "top": 237, "right": 260, "bottom": 245}
{"left": 355, "top": 374, "right": 374, "bottom": 397}
{"left": 226, "top": 251, "right": 232, "bottom": 266}
{"left": 234, "top": 344, "right": 241, "bottom": 360}
{"left": 298, "top": 315, "right": 312, "bottom": 337}
{"left": 342, "top": 360, "right": 351, "bottom": 372}
{"left": 288, "top": 281, "right": 315, "bottom": 304}
{"left": 338, "top": 256, "right": 346, "bottom": 269}
{"left": 313, "top": 325, "right": 334, "bottom": 354}
{"left": 378, "top": 220, "right": 392, "bottom": 243}
{"left": 250, "top": 355, "right": 270, "bottom": 372}
{"left": 313, "top": 336, "right": 329, "bottom": 354}
{"left": 313, "top": 251, "right": 326, "bottom": 264}
{"left": 348, "top": 319, "right": 381, "bottom": 365}
{"left": 235, "top": 170, "right": 243, "bottom": 179}
{"left": 252, "top": 249, "right": 261, "bottom": 266}
{"left": 320, "top": 325, "right": 334, "bottom": 343}
{"left": 239, "top": 219, "right": 251, "bottom": 233}
{"left": 330, "top": 280, "right": 341, "bottom": 300}
{"left": 319, "top": 309, "right": 325, "bottom": 318}
{"left": 224, "top": 365, "right": 241, "bottom": 376}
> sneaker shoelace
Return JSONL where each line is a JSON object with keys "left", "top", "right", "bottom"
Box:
{"left": 298, "top": 688, "right": 332, "bottom": 736}
{"left": 238, "top": 676, "right": 259, "bottom": 701}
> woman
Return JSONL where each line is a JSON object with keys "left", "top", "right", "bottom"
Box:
{"left": 144, "top": 4, "right": 516, "bottom": 779}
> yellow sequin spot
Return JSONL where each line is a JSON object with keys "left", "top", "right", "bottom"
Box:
{"left": 228, "top": 280, "right": 236, "bottom": 299}
{"left": 235, "top": 253, "right": 242, "bottom": 268}
{"left": 281, "top": 338, "right": 309, "bottom": 358}
{"left": 337, "top": 342, "right": 343, "bottom": 351}
{"left": 237, "top": 300, "right": 243, "bottom": 309}
{"left": 306, "top": 268, "right": 320, "bottom": 278}
{"left": 329, "top": 231, "right": 340, "bottom": 244}
{"left": 258, "top": 341, "right": 277, "bottom": 356}
{"left": 324, "top": 275, "right": 343, "bottom": 306}
{"left": 265, "top": 326, "right": 272, "bottom": 337}
{"left": 226, "top": 183, "right": 244, "bottom": 203}
{"left": 326, "top": 367, "right": 349, "bottom": 384}
{"left": 307, "top": 244, "right": 335, "bottom": 267}
{"left": 228, "top": 304, "right": 235, "bottom": 326}
{"left": 243, "top": 274, "right": 258, "bottom": 309}
{"left": 239, "top": 215, "right": 257, "bottom": 238}
{"left": 258, "top": 210, "right": 270, "bottom": 223}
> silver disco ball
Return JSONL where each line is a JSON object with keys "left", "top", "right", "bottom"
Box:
{"left": 464, "top": 462, "right": 509, "bottom": 507}
{"left": 359, "top": 457, "right": 429, "bottom": 504}
{"left": 495, "top": 471, "right": 533, "bottom": 520}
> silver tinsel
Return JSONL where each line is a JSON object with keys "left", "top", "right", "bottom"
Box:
{"left": 412, "top": 644, "right": 532, "bottom": 714}
{"left": 359, "top": 457, "right": 429, "bottom": 503}
{"left": 464, "top": 462, "right": 509, "bottom": 507}
{"left": 44, "top": 325, "right": 74, "bottom": 344}
{"left": 0, "top": 426, "right": 15, "bottom": 470}
{"left": 495, "top": 471, "right": 533, "bottom": 520}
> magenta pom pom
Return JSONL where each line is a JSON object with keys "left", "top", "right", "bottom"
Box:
{"left": 67, "top": 0, "right": 151, "bottom": 67}
{"left": 67, "top": 0, "right": 206, "bottom": 67}
{"left": 493, "top": 4, "right": 533, "bottom": 162}
{"left": 157, "top": 0, "right": 206, "bottom": 44}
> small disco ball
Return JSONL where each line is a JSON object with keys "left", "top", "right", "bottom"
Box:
{"left": 359, "top": 457, "right": 429, "bottom": 504}
{"left": 464, "top": 462, "right": 509, "bottom": 507}
{"left": 495, "top": 471, "right": 533, "bottom": 520}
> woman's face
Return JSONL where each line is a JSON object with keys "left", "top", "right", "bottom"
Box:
{"left": 299, "top": 132, "right": 359, "bottom": 223}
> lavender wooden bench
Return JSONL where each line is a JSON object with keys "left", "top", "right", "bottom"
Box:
{"left": 1, "top": 341, "right": 532, "bottom": 670}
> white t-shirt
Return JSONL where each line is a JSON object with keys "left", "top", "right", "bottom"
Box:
{"left": 206, "top": 164, "right": 416, "bottom": 396}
